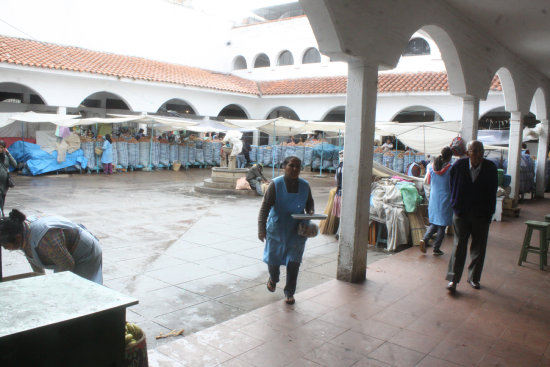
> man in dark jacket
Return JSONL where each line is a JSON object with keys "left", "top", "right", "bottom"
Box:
{"left": 446, "top": 140, "right": 498, "bottom": 293}
{"left": 246, "top": 163, "right": 267, "bottom": 196}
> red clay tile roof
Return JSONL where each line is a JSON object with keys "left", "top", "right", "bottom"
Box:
{"left": 0, "top": 35, "right": 502, "bottom": 96}
{"left": 0, "top": 35, "right": 258, "bottom": 94}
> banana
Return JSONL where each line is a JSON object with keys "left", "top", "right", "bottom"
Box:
{"left": 125, "top": 334, "right": 134, "bottom": 344}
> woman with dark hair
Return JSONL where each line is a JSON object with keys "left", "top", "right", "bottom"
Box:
{"left": 258, "top": 156, "right": 314, "bottom": 304}
{"left": 0, "top": 140, "right": 17, "bottom": 212}
{"left": 0, "top": 209, "right": 103, "bottom": 284}
{"left": 420, "top": 146, "right": 454, "bottom": 255}
{"left": 100, "top": 134, "right": 113, "bottom": 174}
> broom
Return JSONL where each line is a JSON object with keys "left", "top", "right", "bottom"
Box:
{"left": 319, "top": 187, "right": 338, "bottom": 234}
{"left": 407, "top": 209, "right": 425, "bottom": 247}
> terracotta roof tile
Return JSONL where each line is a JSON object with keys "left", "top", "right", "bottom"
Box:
{"left": 0, "top": 35, "right": 502, "bottom": 96}
{"left": 0, "top": 35, "right": 258, "bottom": 94}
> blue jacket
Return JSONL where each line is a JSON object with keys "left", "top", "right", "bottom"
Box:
{"left": 450, "top": 157, "right": 498, "bottom": 221}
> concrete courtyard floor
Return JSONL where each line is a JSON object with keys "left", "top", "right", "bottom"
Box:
{"left": 1, "top": 168, "right": 389, "bottom": 351}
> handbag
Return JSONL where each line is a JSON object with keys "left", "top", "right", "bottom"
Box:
{"left": 95, "top": 146, "right": 103, "bottom": 155}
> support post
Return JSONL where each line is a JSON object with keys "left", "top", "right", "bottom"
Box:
{"left": 337, "top": 60, "right": 378, "bottom": 283}
{"left": 461, "top": 96, "right": 479, "bottom": 143}
{"left": 507, "top": 111, "right": 523, "bottom": 200}
{"left": 536, "top": 119, "right": 549, "bottom": 197}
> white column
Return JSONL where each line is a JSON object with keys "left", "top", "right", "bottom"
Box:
{"left": 507, "top": 111, "right": 523, "bottom": 200}
{"left": 57, "top": 106, "right": 67, "bottom": 115}
{"left": 252, "top": 129, "right": 259, "bottom": 146}
{"left": 337, "top": 60, "right": 378, "bottom": 283}
{"left": 536, "top": 119, "right": 549, "bottom": 197}
{"left": 461, "top": 96, "right": 479, "bottom": 143}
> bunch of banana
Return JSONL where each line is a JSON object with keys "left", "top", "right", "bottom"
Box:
{"left": 125, "top": 322, "right": 143, "bottom": 347}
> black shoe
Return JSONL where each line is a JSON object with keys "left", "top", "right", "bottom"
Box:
{"left": 468, "top": 280, "right": 480, "bottom": 289}
{"left": 446, "top": 281, "right": 457, "bottom": 293}
{"left": 433, "top": 249, "right": 444, "bottom": 256}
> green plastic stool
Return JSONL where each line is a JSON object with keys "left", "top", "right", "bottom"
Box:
{"left": 518, "top": 220, "right": 550, "bottom": 270}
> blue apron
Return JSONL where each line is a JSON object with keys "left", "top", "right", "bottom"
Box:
{"left": 263, "top": 176, "right": 309, "bottom": 266}
{"left": 101, "top": 140, "right": 113, "bottom": 164}
{"left": 26, "top": 216, "right": 103, "bottom": 284}
{"left": 427, "top": 164, "right": 453, "bottom": 226}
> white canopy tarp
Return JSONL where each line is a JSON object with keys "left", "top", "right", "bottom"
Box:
{"left": 375, "top": 120, "right": 461, "bottom": 156}
{"left": 3, "top": 111, "right": 80, "bottom": 128}
{"left": 225, "top": 117, "right": 306, "bottom": 136}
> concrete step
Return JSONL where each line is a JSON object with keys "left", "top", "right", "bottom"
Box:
{"left": 203, "top": 178, "right": 234, "bottom": 189}
{"left": 194, "top": 183, "right": 257, "bottom": 196}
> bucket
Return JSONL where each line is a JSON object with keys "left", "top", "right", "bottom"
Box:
{"left": 172, "top": 161, "right": 181, "bottom": 171}
{"left": 125, "top": 333, "right": 148, "bottom": 367}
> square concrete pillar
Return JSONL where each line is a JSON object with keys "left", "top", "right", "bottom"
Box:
{"left": 337, "top": 60, "right": 378, "bottom": 283}
{"left": 507, "top": 111, "right": 523, "bottom": 200}
{"left": 461, "top": 96, "right": 479, "bottom": 143}
{"left": 536, "top": 119, "right": 549, "bottom": 197}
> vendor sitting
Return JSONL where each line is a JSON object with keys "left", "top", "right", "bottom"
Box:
{"left": 406, "top": 161, "right": 427, "bottom": 177}
{"left": 247, "top": 163, "right": 268, "bottom": 196}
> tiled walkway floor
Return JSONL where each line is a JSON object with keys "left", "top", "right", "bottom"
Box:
{"left": 149, "top": 194, "right": 550, "bottom": 367}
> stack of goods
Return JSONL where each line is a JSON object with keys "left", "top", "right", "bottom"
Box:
{"left": 151, "top": 139, "right": 160, "bottom": 167}
{"left": 203, "top": 141, "right": 213, "bottom": 165}
{"left": 263, "top": 146, "right": 273, "bottom": 166}
{"left": 212, "top": 141, "right": 221, "bottom": 165}
{"left": 127, "top": 139, "right": 139, "bottom": 167}
{"left": 195, "top": 145, "right": 205, "bottom": 165}
{"left": 295, "top": 146, "right": 306, "bottom": 163}
{"left": 403, "top": 150, "right": 414, "bottom": 170}
{"left": 382, "top": 151, "right": 394, "bottom": 169}
{"left": 255, "top": 145, "right": 263, "bottom": 164}
{"left": 373, "top": 147, "right": 384, "bottom": 165}
{"left": 169, "top": 143, "right": 179, "bottom": 165}
{"left": 393, "top": 151, "right": 405, "bottom": 173}
{"left": 117, "top": 138, "right": 129, "bottom": 169}
{"left": 304, "top": 146, "right": 313, "bottom": 167}
{"left": 178, "top": 143, "right": 188, "bottom": 166}
{"left": 312, "top": 143, "right": 339, "bottom": 170}
{"left": 187, "top": 142, "right": 196, "bottom": 164}
{"left": 139, "top": 140, "right": 150, "bottom": 167}
{"left": 414, "top": 152, "right": 425, "bottom": 163}
{"left": 159, "top": 139, "right": 170, "bottom": 166}
{"left": 94, "top": 140, "right": 103, "bottom": 169}
{"left": 111, "top": 139, "right": 119, "bottom": 169}
{"left": 250, "top": 145, "right": 258, "bottom": 163}
{"left": 284, "top": 145, "right": 297, "bottom": 160}
{"left": 80, "top": 136, "right": 96, "bottom": 170}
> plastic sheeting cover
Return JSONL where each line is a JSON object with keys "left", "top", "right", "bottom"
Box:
{"left": 9, "top": 141, "right": 87, "bottom": 176}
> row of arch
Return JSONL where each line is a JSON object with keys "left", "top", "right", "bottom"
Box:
{"left": 0, "top": 82, "right": 513, "bottom": 124}
{"left": 232, "top": 37, "right": 431, "bottom": 71}
{"left": 233, "top": 47, "right": 321, "bottom": 70}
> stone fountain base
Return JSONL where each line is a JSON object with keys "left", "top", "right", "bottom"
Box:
{"left": 194, "top": 167, "right": 257, "bottom": 196}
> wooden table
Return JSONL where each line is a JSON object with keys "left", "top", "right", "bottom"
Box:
{"left": 0, "top": 272, "right": 138, "bottom": 367}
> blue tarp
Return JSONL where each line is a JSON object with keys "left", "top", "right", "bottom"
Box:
{"left": 9, "top": 141, "right": 88, "bottom": 176}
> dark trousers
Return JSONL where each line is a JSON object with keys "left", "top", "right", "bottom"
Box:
{"left": 446, "top": 214, "right": 490, "bottom": 283}
{"left": 422, "top": 224, "right": 446, "bottom": 250}
{"left": 268, "top": 262, "right": 300, "bottom": 297}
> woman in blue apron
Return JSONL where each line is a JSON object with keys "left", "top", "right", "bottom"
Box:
{"left": 420, "top": 147, "right": 453, "bottom": 255}
{"left": 258, "top": 156, "right": 314, "bottom": 305}
{"left": 0, "top": 209, "right": 103, "bottom": 284}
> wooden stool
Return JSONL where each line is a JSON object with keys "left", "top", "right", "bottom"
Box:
{"left": 518, "top": 220, "right": 550, "bottom": 270}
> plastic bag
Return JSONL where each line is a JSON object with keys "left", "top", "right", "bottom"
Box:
{"left": 235, "top": 176, "right": 251, "bottom": 190}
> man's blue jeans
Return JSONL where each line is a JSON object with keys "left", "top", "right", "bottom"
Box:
{"left": 236, "top": 154, "right": 246, "bottom": 168}
{"left": 248, "top": 179, "right": 263, "bottom": 195}
{"left": 422, "top": 224, "right": 446, "bottom": 250}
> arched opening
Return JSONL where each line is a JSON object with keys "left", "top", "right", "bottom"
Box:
{"left": 233, "top": 56, "right": 247, "bottom": 70}
{"left": 254, "top": 53, "right": 270, "bottom": 68}
{"left": 0, "top": 82, "right": 45, "bottom": 105}
{"left": 392, "top": 106, "right": 443, "bottom": 123}
{"left": 277, "top": 50, "right": 294, "bottom": 66}
{"left": 79, "top": 91, "right": 130, "bottom": 111}
{"left": 302, "top": 47, "right": 321, "bottom": 64}
{"left": 402, "top": 37, "right": 431, "bottom": 56}
{"left": 322, "top": 106, "right": 345, "bottom": 122}
{"left": 266, "top": 107, "right": 300, "bottom": 120}
{"left": 217, "top": 104, "right": 248, "bottom": 119}
{"left": 156, "top": 99, "right": 196, "bottom": 117}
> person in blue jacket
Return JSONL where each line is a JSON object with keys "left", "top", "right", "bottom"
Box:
{"left": 420, "top": 146, "right": 453, "bottom": 255}
{"left": 101, "top": 134, "right": 113, "bottom": 174}
{"left": 258, "top": 156, "right": 314, "bottom": 305}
